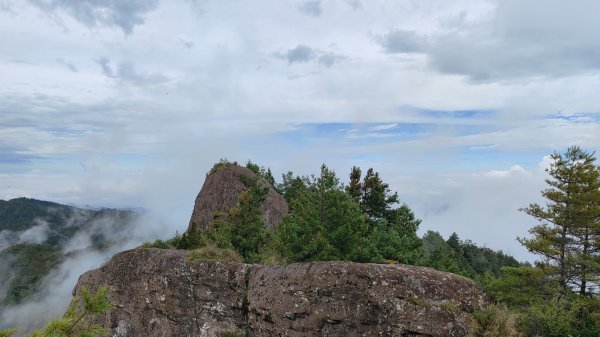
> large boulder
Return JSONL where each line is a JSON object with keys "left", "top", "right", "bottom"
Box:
{"left": 248, "top": 262, "right": 488, "bottom": 337}
{"left": 187, "top": 165, "right": 288, "bottom": 234}
{"left": 74, "top": 248, "right": 249, "bottom": 337}
{"left": 73, "top": 248, "right": 489, "bottom": 337}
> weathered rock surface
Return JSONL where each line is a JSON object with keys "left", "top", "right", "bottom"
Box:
{"left": 187, "top": 165, "right": 288, "bottom": 234}
{"left": 74, "top": 248, "right": 489, "bottom": 337}
{"left": 248, "top": 263, "right": 488, "bottom": 337}
{"left": 74, "top": 248, "right": 249, "bottom": 337}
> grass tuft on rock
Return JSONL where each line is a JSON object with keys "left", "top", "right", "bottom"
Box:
{"left": 187, "top": 244, "right": 243, "bottom": 263}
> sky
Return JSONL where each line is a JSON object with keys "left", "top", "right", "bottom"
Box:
{"left": 1, "top": 0, "right": 600, "bottom": 262}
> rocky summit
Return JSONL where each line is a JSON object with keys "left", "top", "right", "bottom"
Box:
{"left": 187, "top": 165, "right": 288, "bottom": 233}
{"left": 74, "top": 248, "right": 489, "bottom": 337}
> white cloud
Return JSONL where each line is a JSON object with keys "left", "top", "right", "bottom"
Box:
{"left": 0, "top": 208, "right": 176, "bottom": 332}
{"left": 367, "top": 123, "right": 398, "bottom": 132}
{"left": 538, "top": 155, "right": 554, "bottom": 173}
{"left": 97, "top": 59, "right": 170, "bottom": 86}
{"left": 17, "top": 219, "right": 51, "bottom": 244}
{"left": 401, "top": 164, "right": 546, "bottom": 262}
{"left": 27, "top": 0, "right": 160, "bottom": 34}
{"left": 376, "top": 0, "right": 600, "bottom": 81}
{"left": 298, "top": 1, "right": 322, "bottom": 17}
{"left": 377, "top": 29, "right": 424, "bottom": 54}
{"left": 0, "top": 0, "right": 599, "bottom": 269}
{"left": 482, "top": 165, "right": 530, "bottom": 178}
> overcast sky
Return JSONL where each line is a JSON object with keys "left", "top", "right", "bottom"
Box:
{"left": 2, "top": 0, "right": 600, "bottom": 262}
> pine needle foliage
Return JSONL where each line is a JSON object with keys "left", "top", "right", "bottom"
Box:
{"left": 0, "top": 329, "right": 17, "bottom": 337}
{"left": 23, "top": 285, "right": 113, "bottom": 337}
{"left": 81, "top": 287, "right": 113, "bottom": 316}
{"left": 519, "top": 146, "right": 600, "bottom": 295}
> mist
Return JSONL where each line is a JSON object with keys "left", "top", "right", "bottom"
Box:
{"left": 0, "top": 208, "right": 179, "bottom": 334}
{"left": 0, "top": 220, "right": 51, "bottom": 251}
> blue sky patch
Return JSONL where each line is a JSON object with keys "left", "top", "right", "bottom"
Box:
{"left": 417, "top": 109, "right": 495, "bottom": 120}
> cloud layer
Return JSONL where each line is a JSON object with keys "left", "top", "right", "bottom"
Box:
{"left": 0, "top": 209, "right": 174, "bottom": 333}
{"left": 1, "top": 0, "right": 599, "bottom": 267}
{"left": 376, "top": 0, "right": 600, "bottom": 81}
{"left": 28, "top": 0, "right": 160, "bottom": 34}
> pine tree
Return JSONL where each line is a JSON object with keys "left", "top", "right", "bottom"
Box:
{"left": 346, "top": 166, "right": 422, "bottom": 263}
{"left": 347, "top": 166, "right": 363, "bottom": 203}
{"left": 447, "top": 232, "right": 461, "bottom": 252}
{"left": 569, "top": 151, "right": 600, "bottom": 295}
{"left": 519, "top": 146, "right": 600, "bottom": 295}
{"left": 275, "top": 165, "right": 371, "bottom": 262}
{"left": 360, "top": 168, "right": 399, "bottom": 220}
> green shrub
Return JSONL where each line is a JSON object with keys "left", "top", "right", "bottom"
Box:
{"left": 208, "top": 159, "right": 238, "bottom": 176}
{"left": 141, "top": 232, "right": 199, "bottom": 250}
{"left": 142, "top": 239, "right": 172, "bottom": 249}
{"left": 0, "top": 329, "right": 16, "bottom": 337}
{"left": 187, "top": 245, "right": 242, "bottom": 263}
{"left": 406, "top": 295, "right": 430, "bottom": 309}
{"left": 440, "top": 301, "right": 460, "bottom": 313}
{"left": 517, "top": 296, "right": 600, "bottom": 337}
{"left": 483, "top": 266, "right": 558, "bottom": 307}
{"left": 257, "top": 237, "right": 287, "bottom": 265}
{"left": 469, "top": 305, "right": 519, "bottom": 337}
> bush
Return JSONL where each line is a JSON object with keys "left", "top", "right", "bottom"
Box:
{"left": 256, "top": 236, "right": 287, "bottom": 265}
{"left": 187, "top": 245, "right": 242, "bottom": 263}
{"left": 141, "top": 231, "right": 199, "bottom": 250}
{"left": 440, "top": 301, "right": 460, "bottom": 313}
{"left": 208, "top": 159, "right": 238, "bottom": 176}
{"left": 483, "top": 266, "right": 557, "bottom": 307}
{"left": 469, "top": 305, "right": 519, "bottom": 337}
{"left": 0, "top": 329, "right": 16, "bottom": 337}
{"left": 517, "top": 296, "right": 600, "bottom": 337}
{"left": 142, "top": 239, "right": 172, "bottom": 249}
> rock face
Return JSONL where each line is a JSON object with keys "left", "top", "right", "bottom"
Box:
{"left": 187, "top": 165, "right": 288, "bottom": 234}
{"left": 74, "top": 248, "right": 489, "bottom": 337}
{"left": 248, "top": 263, "right": 487, "bottom": 337}
{"left": 74, "top": 249, "right": 248, "bottom": 337}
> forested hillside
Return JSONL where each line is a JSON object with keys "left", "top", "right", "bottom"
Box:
{"left": 0, "top": 198, "right": 138, "bottom": 313}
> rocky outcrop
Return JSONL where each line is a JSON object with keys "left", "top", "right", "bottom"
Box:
{"left": 74, "top": 248, "right": 489, "bottom": 337}
{"left": 248, "top": 263, "right": 487, "bottom": 337}
{"left": 187, "top": 165, "right": 288, "bottom": 234}
{"left": 74, "top": 248, "right": 248, "bottom": 337}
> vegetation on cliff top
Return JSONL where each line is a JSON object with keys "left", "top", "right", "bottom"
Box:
{"left": 147, "top": 160, "right": 520, "bottom": 276}
{"left": 146, "top": 147, "right": 600, "bottom": 337}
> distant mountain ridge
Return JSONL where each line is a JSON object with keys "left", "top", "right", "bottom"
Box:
{"left": 0, "top": 197, "right": 137, "bottom": 249}
{"left": 0, "top": 197, "right": 77, "bottom": 233}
